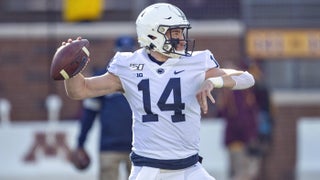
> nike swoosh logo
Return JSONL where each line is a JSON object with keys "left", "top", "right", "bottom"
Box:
{"left": 174, "top": 70, "right": 185, "bottom": 75}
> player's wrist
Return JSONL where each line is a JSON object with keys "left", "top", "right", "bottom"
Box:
{"left": 208, "top": 77, "right": 224, "bottom": 88}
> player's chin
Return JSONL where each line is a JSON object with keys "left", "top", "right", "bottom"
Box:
{"left": 175, "top": 45, "right": 185, "bottom": 52}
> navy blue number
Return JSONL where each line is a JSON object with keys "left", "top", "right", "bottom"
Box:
{"left": 138, "top": 79, "right": 159, "bottom": 122}
{"left": 138, "top": 78, "right": 185, "bottom": 123}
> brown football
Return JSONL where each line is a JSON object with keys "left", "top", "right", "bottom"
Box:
{"left": 50, "top": 39, "right": 90, "bottom": 80}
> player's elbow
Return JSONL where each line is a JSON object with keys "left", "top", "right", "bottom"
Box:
{"left": 247, "top": 72, "right": 255, "bottom": 88}
{"left": 244, "top": 71, "right": 255, "bottom": 87}
{"left": 231, "top": 71, "right": 255, "bottom": 90}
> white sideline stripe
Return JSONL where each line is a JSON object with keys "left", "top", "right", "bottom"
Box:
{"left": 0, "top": 20, "right": 244, "bottom": 38}
{"left": 271, "top": 90, "right": 320, "bottom": 105}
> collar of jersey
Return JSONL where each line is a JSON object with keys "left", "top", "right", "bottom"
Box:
{"left": 147, "top": 53, "right": 164, "bottom": 66}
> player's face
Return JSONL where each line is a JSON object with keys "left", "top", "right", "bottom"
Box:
{"left": 166, "top": 28, "right": 186, "bottom": 51}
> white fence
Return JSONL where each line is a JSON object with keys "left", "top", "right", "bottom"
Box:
{"left": 296, "top": 118, "right": 320, "bottom": 180}
{"left": 0, "top": 119, "right": 228, "bottom": 180}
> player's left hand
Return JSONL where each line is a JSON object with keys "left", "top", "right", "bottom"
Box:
{"left": 69, "top": 148, "right": 91, "bottom": 170}
{"left": 196, "top": 80, "right": 216, "bottom": 114}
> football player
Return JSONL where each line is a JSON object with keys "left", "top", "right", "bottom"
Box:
{"left": 63, "top": 3, "right": 255, "bottom": 180}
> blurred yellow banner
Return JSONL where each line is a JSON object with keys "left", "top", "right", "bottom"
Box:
{"left": 63, "top": 0, "right": 103, "bottom": 22}
{"left": 246, "top": 29, "right": 320, "bottom": 59}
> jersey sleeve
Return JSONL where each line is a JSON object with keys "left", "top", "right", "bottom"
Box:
{"left": 203, "top": 49, "right": 220, "bottom": 70}
{"left": 107, "top": 52, "right": 132, "bottom": 77}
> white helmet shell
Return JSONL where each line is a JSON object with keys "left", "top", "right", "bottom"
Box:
{"left": 136, "top": 3, "right": 194, "bottom": 58}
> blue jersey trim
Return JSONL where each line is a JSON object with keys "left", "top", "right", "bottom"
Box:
{"left": 130, "top": 152, "right": 199, "bottom": 170}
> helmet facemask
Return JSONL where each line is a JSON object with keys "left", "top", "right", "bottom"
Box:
{"left": 156, "top": 25, "right": 195, "bottom": 58}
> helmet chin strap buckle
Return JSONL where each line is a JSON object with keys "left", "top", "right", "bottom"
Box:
{"left": 149, "top": 43, "right": 156, "bottom": 50}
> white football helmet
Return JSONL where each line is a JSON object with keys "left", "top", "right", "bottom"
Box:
{"left": 136, "top": 3, "right": 194, "bottom": 58}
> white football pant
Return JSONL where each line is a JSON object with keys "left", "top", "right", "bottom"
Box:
{"left": 129, "top": 162, "right": 216, "bottom": 180}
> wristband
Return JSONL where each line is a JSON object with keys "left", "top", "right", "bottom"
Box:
{"left": 208, "top": 77, "right": 224, "bottom": 88}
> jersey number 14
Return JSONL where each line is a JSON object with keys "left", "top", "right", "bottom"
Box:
{"left": 138, "top": 78, "right": 186, "bottom": 123}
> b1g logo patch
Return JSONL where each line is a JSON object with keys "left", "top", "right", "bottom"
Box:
{"left": 136, "top": 73, "right": 143, "bottom": 77}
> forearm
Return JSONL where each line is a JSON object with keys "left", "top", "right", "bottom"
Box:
{"left": 64, "top": 72, "right": 123, "bottom": 100}
{"left": 208, "top": 70, "right": 255, "bottom": 89}
{"left": 64, "top": 73, "right": 87, "bottom": 100}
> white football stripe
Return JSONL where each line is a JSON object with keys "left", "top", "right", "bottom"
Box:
{"left": 60, "top": 69, "right": 70, "bottom": 79}
{"left": 82, "top": 46, "right": 90, "bottom": 56}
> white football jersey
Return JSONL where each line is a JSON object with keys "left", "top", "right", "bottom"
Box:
{"left": 108, "top": 48, "right": 219, "bottom": 160}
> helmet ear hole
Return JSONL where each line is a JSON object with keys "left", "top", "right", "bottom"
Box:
{"left": 148, "top": 35, "right": 156, "bottom": 40}
{"left": 147, "top": 35, "right": 157, "bottom": 49}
